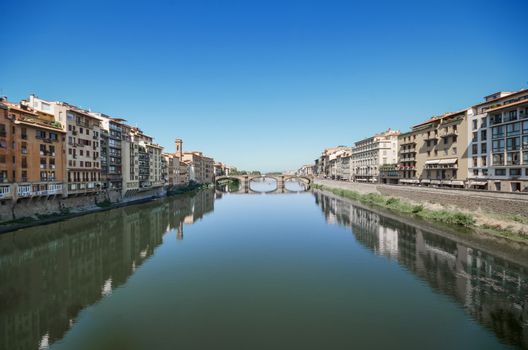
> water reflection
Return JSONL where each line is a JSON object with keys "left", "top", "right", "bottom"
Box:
{"left": 249, "top": 177, "right": 278, "bottom": 192}
{"left": 314, "top": 190, "right": 528, "bottom": 349}
{"left": 1, "top": 188, "right": 527, "bottom": 349}
{"left": 0, "top": 190, "right": 215, "bottom": 350}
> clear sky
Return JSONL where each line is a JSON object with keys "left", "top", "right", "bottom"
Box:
{"left": 1, "top": 0, "right": 527, "bottom": 172}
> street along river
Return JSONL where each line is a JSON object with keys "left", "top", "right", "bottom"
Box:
{"left": 0, "top": 185, "right": 526, "bottom": 349}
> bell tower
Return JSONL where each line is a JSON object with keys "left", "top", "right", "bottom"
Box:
{"left": 175, "top": 138, "right": 183, "bottom": 158}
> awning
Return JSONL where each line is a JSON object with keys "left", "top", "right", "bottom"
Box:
{"left": 469, "top": 181, "right": 487, "bottom": 186}
{"left": 451, "top": 180, "right": 465, "bottom": 186}
{"left": 425, "top": 160, "right": 440, "bottom": 165}
{"left": 431, "top": 180, "right": 441, "bottom": 184}
{"left": 420, "top": 179, "right": 431, "bottom": 183}
{"left": 400, "top": 179, "right": 419, "bottom": 184}
{"left": 438, "top": 158, "right": 458, "bottom": 165}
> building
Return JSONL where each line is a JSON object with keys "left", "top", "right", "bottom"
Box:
{"left": 27, "top": 96, "right": 102, "bottom": 196}
{"left": 398, "top": 110, "right": 468, "bottom": 188}
{"left": 296, "top": 164, "right": 315, "bottom": 177}
{"left": 4, "top": 101, "right": 66, "bottom": 198}
{"left": 214, "top": 162, "right": 232, "bottom": 177}
{"left": 128, "top": 128, "right": 164, "bottom": 190}
{"left": 121, "top": 123, "right": 140, "bottom": 196}
{"left": 92, "top": 114, "right": 125, "bottom": 190}
{"left": 468, "top": 89, "right": 528, "bottom": 192}
{"left": 315, "top": 146, "right": 349, "bottom": 178}
{"left": 352, "top": 129, "right": 399, "bottom": 182}
{"left": 176, "top": 139, "right": 214, "bottom": 184}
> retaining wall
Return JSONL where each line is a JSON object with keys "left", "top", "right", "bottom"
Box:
{"left": 314, "top": 179, "right": 528, "bottom": 217}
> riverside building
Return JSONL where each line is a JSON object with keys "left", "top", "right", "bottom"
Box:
{"left": 27, "top": 96, "right": 102, "bottom": 196}
{"left": 398, "top": 110, "right": 469, "bottom": 187}
{"left": 351, "top": 129, "right": 399, "bottom": 182}
{"left": 3, "top": 101, "right": 66, "bottom": 199}
{"left": 92, "top": 113, "right": 125, "bottom": 191}
{"left": 468, "top": 89, "right": 528, "bottom": 192}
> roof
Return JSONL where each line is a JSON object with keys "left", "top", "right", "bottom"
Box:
{"left": 472, "top": 88, "right": 528, "bottom": 108}
{"left": 485, "top": 98, "right": 528, "bottom": 113}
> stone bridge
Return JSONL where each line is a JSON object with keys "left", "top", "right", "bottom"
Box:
{"left": 215, "top": 175, "right": 312, "bottom": 193}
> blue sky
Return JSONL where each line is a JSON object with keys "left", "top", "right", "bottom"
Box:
{"left": 1, "top": 0, "right": 527, "bottom": 172}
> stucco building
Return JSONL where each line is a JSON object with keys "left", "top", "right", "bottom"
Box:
{"left": 352, "top": 129, "right": 399, "bottom": 182}
{"left": 398, "top": 110, "right": 469, "bottom": 187}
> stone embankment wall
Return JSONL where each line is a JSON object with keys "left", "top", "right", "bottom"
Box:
{"left": 314, "top": 179, "right": 528, "bottom": 217}
{"left": 0, "top": 187, "right": 166, "bottom": 222}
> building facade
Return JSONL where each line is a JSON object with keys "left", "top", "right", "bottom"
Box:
{"left": 398, "top": 110, "right": 468, "bottom": 187}
{"left": 28, "top": 96, "right": 102, "bottom": 196}
{"left": 4, "top": 101, "right": 66, "bottom": 198}
{"left": 352, "top": 129, "right": 399, "bottom": 182}
{"left": 468, "top": 89, "right": 528, "bottom": 192}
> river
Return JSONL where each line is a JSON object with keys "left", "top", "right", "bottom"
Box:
{"left": 0, "top": 183, "right": 526, "bottom": 349}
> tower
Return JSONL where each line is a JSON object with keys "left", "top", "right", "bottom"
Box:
{"left": 175, "top": 138, "right": 183, "bottom": 158}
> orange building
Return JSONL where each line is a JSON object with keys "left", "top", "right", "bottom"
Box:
{"left": 5, "top": 102, "right": 66, "bottom": 198}
{"left": 0, "top": 100, "right": 14, "bottom": 199}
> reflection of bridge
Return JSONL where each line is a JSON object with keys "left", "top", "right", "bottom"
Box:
{"left": 215, "top": 175, "right": 312, "bottom": 193}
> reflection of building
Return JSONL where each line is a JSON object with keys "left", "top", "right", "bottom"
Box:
{"left": 314, "top": 191, "right": 528, "bottom": 349}
{"left": 0, "top": 189, "right": 216, "bottom": 350}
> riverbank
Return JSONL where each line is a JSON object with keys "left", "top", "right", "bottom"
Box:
{"left": 312, "top": 180, "right": 528, "bottom": 243}
{"left": 0, "top": 183, "right": 211, "bottom": 234}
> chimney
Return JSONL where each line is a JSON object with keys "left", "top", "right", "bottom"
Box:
{"left": 175, "top": 138, "right": 183, "bottom": 158}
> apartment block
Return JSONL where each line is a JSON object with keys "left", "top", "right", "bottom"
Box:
{"left": 468, "top": 89, "right": 528, "bottom": 192}
{"left": 398, "top": 110, "right": 468, "bottom": 187}
{"left": 3, "top": 101, "right": 66, "bottom": 198}
{"left": 28, "top": 96, "right": 102, "bottom": 196}
{"left": 351, "top": 129, "right": 399, "bottom": 182}
{"left": 93, "top": 114, "right": 125, "bottom": 190}
{"left": 315, "top": 146, "right": 349, "bottom": 178}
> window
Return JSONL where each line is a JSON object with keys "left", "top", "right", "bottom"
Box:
{"left": 523, "top": 121, "right": 528, "bottom": 133}
{"left": 481, "top": 143, "right": 487, "bottom": 153}
{"left": 507, "top": 152, "right": 520, "bottom": 165}
{"left": 508, "top": 110, "right": 518, "bottom": 122}
{"left": 524, "top": 152, "right": 528, "bottom": 165}
{"left": 481, "top": 130, "right": 487, "bottom": 141}
{"left": 472, "top": 157, "right": 478, "bottom": 167}
{"left": 507, "top": 122, "right": 521, "bottom": 136}
{"left": 472, "top": 132, "right": 478, "bottom": 142}
{"left": 49, "top": 133, "right": 58, "bottom": 141}
{"left": 510, "top": 168, "right": 522, "bottom": 176}
{"left": 472, "top": 144, "right": 478, "bottom": 154}
{"left": 36, "top": 130, "right": 46, "bottom": 139}
{"left": 495, "top": 169, "right": 506, "bottom": 176}
{"left": 492, "top": 153, "right": 504, "bottom": 165}
{"left": 492, "top": 139, "right": 504, "bottom": 153}
{"left": 481, "top": 156, "right": 487, "bottom": 167}
{"left": 480, "top": 117, "right": 487, "bottom": 128}
{"left": 40, "top": 144, "right": 46, "bottom": 155}
{"left": 472, "top": 119, "right": 477, "bottom": 130}
{"left": 492, "top": 126, "right": 504, "bottom": 139}
{"left": 507, "top": 137, "right": 520, "bottom": 151}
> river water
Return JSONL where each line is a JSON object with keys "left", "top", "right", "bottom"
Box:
{"left": 0, "top": 184, "right": 527, "bottom": 349}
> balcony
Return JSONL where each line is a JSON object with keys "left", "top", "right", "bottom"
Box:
{"left": 0, "top": 184, "right": 13, "bottom": 199}
{"left": 423, "top": 134, "right": 438, "bottom": 141}
{"left": 16, "top": 182, "right": 63, "bottom": 198}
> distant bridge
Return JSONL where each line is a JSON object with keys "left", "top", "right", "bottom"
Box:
{"left": 215, "top": 175, "right": 312, "bottom": 193}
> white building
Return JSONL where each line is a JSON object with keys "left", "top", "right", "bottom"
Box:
{"left": 351, "top": 129, "right": 399, "bottom": 182}
{"left": 468, "top": 89, "right": 528, "bottom": 192}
